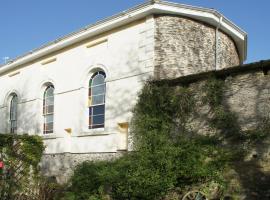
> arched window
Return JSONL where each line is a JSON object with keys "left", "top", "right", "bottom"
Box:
{"left": 10, "top": 94, "right": 18, "bottom": 134}
{"left": 43, "top": 85, "right": 54, "bottom": 134}
{"left": 88, "top": 71, "right": 106, "bottom": 129}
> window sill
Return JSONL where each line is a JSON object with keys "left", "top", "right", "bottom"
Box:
{"left": 42, "top": 134, "right": 60, "bottom": 139}
{"left": 73, "top": 128, "right": 109, "bottom": 137}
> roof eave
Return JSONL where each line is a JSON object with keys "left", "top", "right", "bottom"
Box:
{"left": 0, "top": 1, "right": 247, "bottom": 74}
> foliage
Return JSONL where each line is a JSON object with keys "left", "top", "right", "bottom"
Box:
{"left": 202, "top": 77, "right": 270, "bottom": 198}
{"left": 0, "top": 134, "right": 44, "bottom": 200}
{"left": 64, "top": 77, "right": 270, "bottom": 200}
{"left": 66, "top": 82, "right": 231, "bottom": 200}
{"left": 203, "top": 76, "right": 270, "bottom": 148}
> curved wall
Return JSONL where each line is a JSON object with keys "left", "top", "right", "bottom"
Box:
{"left": 154, "top": 15, "right": 240, "bottom": 79}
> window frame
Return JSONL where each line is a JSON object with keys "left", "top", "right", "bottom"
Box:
{"left": 88, "top": 71, "right": 106, "bottom": 129}
{"left": 9, "top": 94, "right": 18, "bottom": 134}
{"left": 43, "top": 85, "right": 55, "bottom": 134}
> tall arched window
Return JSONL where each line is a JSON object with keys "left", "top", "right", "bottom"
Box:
{"left": 10, "top": 94, "right": 18, "bottom": 134}
{"left": 88, "top": 71, "right": 106, "bottom": 129}
{"left": 43, "top": 85, "right": 54, "bottom": 134}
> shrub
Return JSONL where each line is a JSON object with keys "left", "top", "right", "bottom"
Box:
{"left": 67, "top": 82, "right": 230, "bottom": 200}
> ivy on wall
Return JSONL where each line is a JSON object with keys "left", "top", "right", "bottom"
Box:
{"left": 64, "top": 81, "right": 236, "bottom": 200}
{"left": 0, "top": 134, "right": 44, "bottom": 200}
{"left": 16, "top": 76, "right": 267, "bottom": 200}
{"left": 203, "top": 76, "right": 269, "bottom": 150}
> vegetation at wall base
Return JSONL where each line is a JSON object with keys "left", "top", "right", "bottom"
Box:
{"left": 0, "top": 133, "right": 45, "bottom": 200}
{"left": 65, "top": 80, "right": 251, "bottom": 200}
{"left": 2, "top": 77, "right": 266, "bottom": 199}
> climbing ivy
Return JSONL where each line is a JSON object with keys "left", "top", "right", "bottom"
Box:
{"left": 66, "top": 82, "right": 231, "bottom": 200}
{"left": 0, "top": 134, "right": 44, "bottom": 200}
{"left": 203, "top": 76, "right": 269, "bottom": 149}
{"left": 63, "top": 77, "right": 270, "bottom": 200}
{"left": 202, "top": 76, "right": 270, "bottom": 198}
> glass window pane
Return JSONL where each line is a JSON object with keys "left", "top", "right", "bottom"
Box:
{"left": 45, "top": 122, "right": 53, "bottom": 131}
{"left": 10, "top": 112, "right": 16, "bottom": 120}
{"left": 46, "top": 105, "right": 54, "bottom": 114}
{"left": 45, "top": 115, "right": 54, "bottom": 123}
{"left": 11, "top": 121, "right": 17, "bottom": 128}
{"left": 92, "top": 74, "right": 105, "bottom": 86}
{"left": 92, "top": 95, "right": 104, "bottom": 105}
{"left": 46, "top": 87, "right": 54, "bottom": 97}
{"left": 93, "top": 115, "right": 104, "bottom": 125}
{"left": 93, "top": 105, "right": 105, "bottom": 116}
{"left": 92, "top": 85, "right": 105, "bottom": 96}
{"left": 45, "top": 96, "right": 54, "bottom": 106}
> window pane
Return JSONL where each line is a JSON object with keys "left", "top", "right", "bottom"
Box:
{"left": 45, "top": 105, "right": 54, "bottom": 114}
{"left": 45, "top": 115, "right": 54, "bottom": 123}
{"left": 92, "top": 74, "right": 105, "bottom": 86}
{"left": 45, "top": 122, "right": 53, "bottom": 131}
{"left": 92, "top": 95, "right": 104, "bottom": 105}
{"left": 10, "top": 112, "right": 16, "bottom": 120}
{"left": 93, "top": 105, "right": 105, "bottom": 115}
{"left": 11, "top": 127, "right": 17, "bottom": 134}
{"left": 92, "top": 85, "right": 105, "bottom": 96}
{"left": 93, "top": 115, "right": 104, "bottom": 125}
{"left": 11, "top": 121, "right": 17, "bottom": 128}
{"left": 45, "top": 87, "right": 54, "bottom": 97}
{"left": 45, "top": 96, "right": 54, "bottom": 106}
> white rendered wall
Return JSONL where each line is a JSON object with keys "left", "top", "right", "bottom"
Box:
{"left": 0, "top": 16, "right": 155, "bottom": 154}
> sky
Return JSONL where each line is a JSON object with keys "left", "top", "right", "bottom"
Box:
{"left": 0, "top": 0, "right": 269, "bottom": 65}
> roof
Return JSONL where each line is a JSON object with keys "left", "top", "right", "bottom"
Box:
{"left": 0, "top": 0, "right": 247, "bottom": 75}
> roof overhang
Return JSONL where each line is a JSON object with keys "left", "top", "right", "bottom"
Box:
{"left": 0, "top": 0, "right": 247, "bottom": 75}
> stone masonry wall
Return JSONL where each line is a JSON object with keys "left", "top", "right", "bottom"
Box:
{"left": 41, "top": 152, "right": 124, "bottom": 184}
{"left": 154, "top": 15, "right": 240, "bottom": 79}
{"left": 188, "top": 70, "right": 270, "bottom": 136}
{"left": 183, "top": 69, "right": 270, "bottom": 199}
{"left": 218, "top": 31, "right": 240, "bottom": 69}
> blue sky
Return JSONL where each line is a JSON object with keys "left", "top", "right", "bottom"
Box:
{"left": 0, "top": 0, "right": 269, "bottom": 64}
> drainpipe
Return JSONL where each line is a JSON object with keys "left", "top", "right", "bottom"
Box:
{"left": 215, "top": 16, "right": 223, "bottom": 71}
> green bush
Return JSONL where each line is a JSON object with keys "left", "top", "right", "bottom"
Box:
{"left": 66, "top": 82, "right": 230, "bottom": 200}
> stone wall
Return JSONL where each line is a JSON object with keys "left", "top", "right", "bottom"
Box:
{"left": 41, "top": 152, "right": 124, "bottom": 184}
{"left": 187, "top": 69, "right": 270, "bottom": 135}
{"left": 174, "top": 63, "right": 270, "bottom": 199}
{"left": 218, "top": 31, "right": 240, "bottom": 69}
{"left": 154, "top": 15, "right": 240, "bottom": 79}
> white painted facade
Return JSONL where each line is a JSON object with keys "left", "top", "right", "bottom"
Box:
{"left": 0, "top": 0, "right": 246, "bottom": 156}
{"left": 0, "top": 16, "right": 155, "bottom": 154}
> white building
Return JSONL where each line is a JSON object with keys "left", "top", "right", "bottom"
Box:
{"left": 0, "top": 0, "right": 247, "bottom": 181}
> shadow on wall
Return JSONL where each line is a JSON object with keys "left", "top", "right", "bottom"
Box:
{"left": 229, "top": 75, "right": 270, "bottom": 200}
{"left": 38, "top": 46, "right": 152, "bottom": 182}
{"left": 190, "top": 73, "right": 270, "bottom": 199}
{"left": 170, "top": 72, "right": 270, "bottom": 199}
